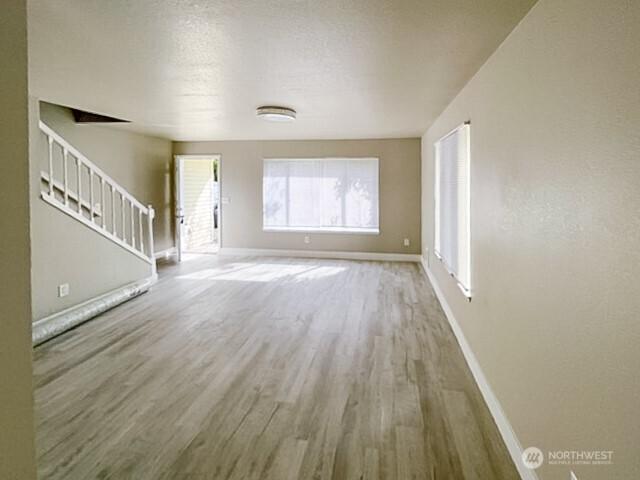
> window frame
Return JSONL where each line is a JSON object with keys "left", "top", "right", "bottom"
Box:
{"left": 434, "top": 121, "right": 472, "bottom": 299}
{"left": 262, "top": 157, "right": 380, "bottom": 235}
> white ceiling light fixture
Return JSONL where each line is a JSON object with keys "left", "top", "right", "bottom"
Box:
{"left": 256, "top": 106, "right": 296, "bottom": 122}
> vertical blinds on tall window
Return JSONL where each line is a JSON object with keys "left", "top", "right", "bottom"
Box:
{"left": 434, "top": 123, "right": 471, "bottom": 297}
{"left": 263, "top": 158, "right": 379, "bottom": 233}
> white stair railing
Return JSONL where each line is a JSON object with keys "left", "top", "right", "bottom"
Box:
{"left": 39, "top": 121, "right": 156, "bottom": 275}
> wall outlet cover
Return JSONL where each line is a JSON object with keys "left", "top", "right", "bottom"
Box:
{"left": 304, "top": 235, "right": 311, "bottom": 244}
{"left": 403, "top": 238, "right": 410, "bottom": 247}
{"left": 58, "top": 283, "right": 70, "bottom": 298}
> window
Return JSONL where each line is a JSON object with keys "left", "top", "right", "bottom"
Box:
{"left": 434, "top": 122, "right": 471, "bottom": 297}
{"left": 263, "top": 158, "right": 379, "bottom": 233}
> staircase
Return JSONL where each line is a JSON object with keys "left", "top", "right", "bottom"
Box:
{"left": 39, "top": 121, "right": 156, "bottom": 271}
{"left": 34, "top": 122, "right": 157, "bottom": 345}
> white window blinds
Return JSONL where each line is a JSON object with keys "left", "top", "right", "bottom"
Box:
{"left": 434, "top": 123, "right": 471, "bottom": 297}
{"left": 263, "top": 158, "right": 379, "bottom": 233}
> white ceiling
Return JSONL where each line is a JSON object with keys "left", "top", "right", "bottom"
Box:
{"left": 29, "top": 0, "right": 536, "bottom": 141}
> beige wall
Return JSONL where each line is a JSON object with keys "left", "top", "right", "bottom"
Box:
{"left": 31, "top": 103, "right": 173, "bottom": 320}
{"left": 0, "top": 1, "right": 37, "bottom": 478}
{"left": 174, "top": 139, "right": 421, "bottom": 254}
{"left": 39, "top": 102, "right": 174, "bottom": 252}
{"left": 421, "top": 0, "right": 640, "bottom": 478}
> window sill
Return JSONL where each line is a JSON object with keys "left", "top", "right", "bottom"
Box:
{"left": 433, "top": 250, "right": 472, "bottom": 301}
{"left": 263, "top": 227, "right": 380, "bottom": 235}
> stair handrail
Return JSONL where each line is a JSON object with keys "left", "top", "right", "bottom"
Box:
{"left": 39, "top": 121, "right": 156, "bottom": 274}
{"left": 40, "top": 121, "right": 149, "bottom": 213}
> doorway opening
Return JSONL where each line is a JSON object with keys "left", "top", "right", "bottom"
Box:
{"left": 175, "top": 155, "right": 221, "bottom": 260}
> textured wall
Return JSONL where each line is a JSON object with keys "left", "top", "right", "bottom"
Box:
{"left": 421, "top": 0, "right": 640, "bottom": 478}
{"left": 174, "top": 138, "right": 421, "bottom": 254}
{"left": 0, "top": 1, "right": 37, "bottom": 478}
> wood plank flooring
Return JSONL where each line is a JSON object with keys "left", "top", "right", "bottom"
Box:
{"left": 34, "top": 255, "right": 519, "bottom": 479}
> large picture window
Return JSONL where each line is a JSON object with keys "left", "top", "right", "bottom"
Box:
{"left": 434, "top": 122, "right": 471, "bottom": 297}
{"left": 263, "top": 158, "right": 379, "bottom": 233}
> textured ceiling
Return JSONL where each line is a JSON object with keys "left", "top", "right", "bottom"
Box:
{"left": 29, "top": 0, "right": 536, "bottom": 141}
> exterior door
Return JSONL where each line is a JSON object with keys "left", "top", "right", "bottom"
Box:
{"left": 174, "top": 155, "right": 220, "bottom": 261}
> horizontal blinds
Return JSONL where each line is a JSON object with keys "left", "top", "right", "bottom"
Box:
{"left": 434, "top": 123, "right": 471, "bottom": 295}
{"left": 263, "top": 158, "right": 379, "bottom": 232}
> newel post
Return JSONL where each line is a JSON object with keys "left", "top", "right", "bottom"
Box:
{"left": 147, "top": 205, "right": 156, "bottom": 277}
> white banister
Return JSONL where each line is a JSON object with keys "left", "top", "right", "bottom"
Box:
{"left": 89, "top": 170, "right": 95, "bottom": 221}
{"left": 63, "top": 149, "right": 69, "bottom": 206}
{"left": 38, "top": 121, "right": 156, "bottom": 269}
{"left": 121, "top": 195, "right": 126, "bottom": 241}
{"left": 39, "top": 121, "right": 149, "bottom": 212}
{"left": 48, "top": 137, "right": 54, "bottom": 196}
{"left": 148, "top": 205, "right": 156, "bottom": 276}
{"left": 77, "top": 157, "right": 82, "bottom": 214}
{"left": 111, "top": 185, "right": 116, "bottom": 235}
{"left": 40, "top": 171, "right": 102, "bottom": 217}
{"left": 138, "top": 209, "right": 144, "bottom": 254}
{"left": 131, "top": 203, "right": 135, "bottom": 247}
{"left": 100, "top": 178, "right": 106, "bottom": 229}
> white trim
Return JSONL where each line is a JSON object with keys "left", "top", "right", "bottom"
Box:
{"left": 174, "top": 154, "right": 223, "bottom": 261}
{"left": 32, "top": 275, "right": 157, "bottom": 346}
{"left": 40, "top": 122, "right": 156, "bottom": 269}
{"left": 436, "top": 119, "right": 472, "bottom": 144}
{"left": 419, "top": 256, "right": 537, "bottom": 480}
{"left": 41, "top": 171, "right": 102, "bottom": 218}
{"left": 263, "top": 226, "right": 380, "bottom": 235}
{"left": 433, "top": 250, "right": 473, "bottom": 299}
{"left": 41, "top": 192, "right": 154, "bottom": 264}
{"left": 175, "top": 155, "right": 184, "bottom": 262}
{"left": 40, "top": 121, "right": 149, "bottom": 213}
{"left": 219, "top": 247, "right": 420, "bottom": 262}
{"left": 262, "top": 157, "right": 380, "bottom": 236}
{"left": 263, "top": 156, "right": 379, "bottom": 162}
{"left": 154, "top": 247, "right": 177, "bottom": 260}
{"left": 433, "top": 122, "right": 472, "bottom": 297}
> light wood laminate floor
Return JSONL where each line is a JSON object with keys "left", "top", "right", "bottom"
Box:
{"left": 34, "top": 255, "right": 518, "bottom": 479}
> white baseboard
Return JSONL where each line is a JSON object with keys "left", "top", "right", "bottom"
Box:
{"left": 219, "top": 247, "right": 421, "bottom": 262}
{"left": 419, "top": 256, "right": 537, "bottom": 480}
{"left": 154, "top": 247, "right": 177, "bottom": 260}
{"left": 32, "top": 275, "right": 157, "bottom": 346}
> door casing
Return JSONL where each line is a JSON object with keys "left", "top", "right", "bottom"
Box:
{"left": 174, "top": 154, "right": 222, "bottom": 262}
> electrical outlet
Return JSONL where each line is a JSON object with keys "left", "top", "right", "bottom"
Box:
{"left": 304, "top": 235, "right": 311, "bottom": 244}
{"left": 58, "top": 283, "right": 69, "bottom": 298}
{"left": 403, "top": 238, "right": 410, "bottom": 247}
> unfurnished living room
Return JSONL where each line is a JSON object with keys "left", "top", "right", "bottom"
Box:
{"left": 1, "top": 1, "right": 639, "bottom": 479}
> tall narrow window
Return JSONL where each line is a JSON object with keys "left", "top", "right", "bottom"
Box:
{"left": 263, "top": 158, "right": 379, "bottom": 233}
{"left": 434, "top": 122, "right": 471, "bottom": 297}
